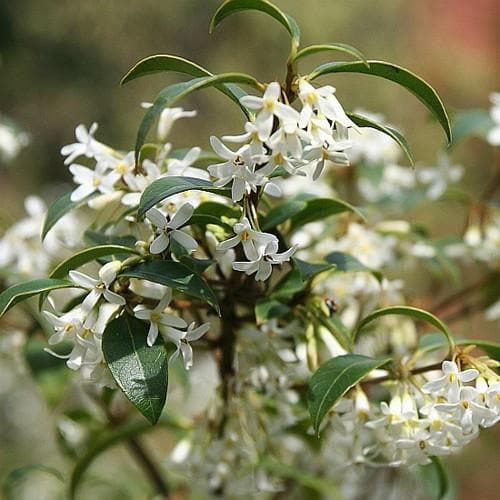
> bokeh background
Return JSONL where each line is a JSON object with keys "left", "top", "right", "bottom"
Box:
{"left": 0, "top": 0, "right": 498, "bottom": 498}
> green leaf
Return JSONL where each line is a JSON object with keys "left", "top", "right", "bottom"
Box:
{"left": 255, "top": 298, "right": 291, "bottom": 324}
{"left": 261, "top": 199, "right": 307, "bottom": 230}
{"left": 83, "top": 230, "right": 137, "bottom": 248}
{"left": 48, "top": 245, "right": 140, "bottom": 280}
{"left": 210, "top": 0, "right": 300, "bottom": 48}
{"left": 451, "top": 109, "right": 495, "bottom": 146}
{"left": 0, "top": 279, "right": 74, "bottom": 318}
{"left": 120, "top": 260, "right": 220, "bottom": 314}
{"left": 121, "top": 54, "right": 248, "bottom": 114}
{"left": 270, "top": 269, "right": 305, "bottom": 301}
{"left": 325, "top": 251, "right": 382, "bottom": 282}
{"left": 308, "top": 354, "right": 390, "bottom": 435}
{"left": 179, "top": 255, "right": 215, "bottom": 274}
{"left": 293, "top": 42, "right": 369, "bottom": 67}
{"left": 419, "top": 333, "right": 500, "bottom": 362}
{"left": 193, "top": 201, "right": 241, "bottom": 220}
{"left": 290, "top": 197, "right": 365, "bottom": 230}
{"left": 102, "top": 314, "right": 168, "bottom": 424}
{"left": 3, "top": 465, "right": 64, "bottom": 500}
{"left": 293, "top": 258, "right": 335, "bottom": 282}
{"left": 138, "top": 176, "right": 230, "bottom": 217}
{"left": 42, "top": 191, "right": 92, "bottom": 240}
{"left": 135, "top": 73, "right": 260, "bottom": 161}
{"left": 420, "top": 457, "right": 449, "bottom": 500}
{"left": 347, "top": 112, "right": 414, "bottom": 165}
{"left": 309, "top": 60, "right": 452, "bottom": 144}
{"left": 353, "top": 306, "right": 455, "bottom": 353}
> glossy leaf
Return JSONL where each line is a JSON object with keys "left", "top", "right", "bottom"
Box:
{"left": 210, "top": 0, "right": 301, "bottom": 48}
{"left": 42, "top": 191, "right": 93, "bottom": 240}
{"left": 138, "top": 176, "right": 230, "bottom": 217}
{"left": 261, "top": 199, "right": 307, "bottom": 230}
{"left": 120, "top": 260, "right": 220, "bottom": 313}
{"left": 309, "top": 60, "right": 452, "bottom": 144}
{"left": 309, "top": 307, "right": 352, "bottom": 352}
{"left": 290, "top": 197, "right": 365, "bottom": 230}
{"left": 325, "top": 251, "right": 382, "bottom": 282}
{"left": 83, "top": 230, "right": 137, "bottom": 249}
{"left": 293, "top": 258, "right": 335, "bottom": 282}
{"left": 48, "top": 245, "right": 140, "bottom": 280}
{"left": 193, "top": 201, "right": 241, "bottom": 220}
{"left": 308, "top": 354, "right": 390, "bottom": 435}
{"left": 347, "top": 112, "right": 414, "bottom": 165}
{"left": 121, "top": 54, "right": 248, "bottom": 113}
{"left": 353, "top": 306, "right": 455, "bottom": 353}
{"left": 102, "top": 314, "right": 168, "bottom": 425}
{"left": 293, "top": 42, "right": 368, "bottom": 67}
{"left": 135, "top": 73, "right": 260, "bottom": 161}
{"left": 0, "top": 279, "right": 74, "bottom": 318}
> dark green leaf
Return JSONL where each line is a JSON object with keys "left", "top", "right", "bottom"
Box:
{"left": 49, "top": 245, "right": 140, "bottom": 280}
{"left": 210, "top": 0, "right": 300, "bottom": 48}
{"left": 83, "top": 230, "right": 137, "bottom": 249}
{"left": 348, "top": 112, "right": 414, "bottom": 165}
{"left": 102, "top": 314, "right": 168, "bottom": 424}
{"left": 451, "top": 109, "right": 495, "bottom": 146}
{"left": 135, "top": 73, "right": 260, "bottom": 161}
{"left": 353, "top": 306, "right": 454, "bottom": 353}
{"left": 193, "top": 201, "right": 241, "bottom": 220}
{"left": 420, "top": 457, "right": 449, "bottom": 500}
{"left": 271, "top": 269, "right": 305, "bottom": 301}
{"left": 121, "top": 54, "right": 248, "bottom": 116}
{"left": 290, "top": 197, "right": 365, "bottom": 230}
{"left": 138, "top": 176, "right": 230, "bottom": 218}
{"left": 120, "top": 260, "right": 220, "bottom": 313}
{"left": 293, "top": 42, "right": 368, "bottom": 67}
{"left": 42, "top": 192, "right": 93, "bottom": 240}
{"left": 261, "top": 199, "right": 307, "bottom": 230}
{"left": 293, "top": 258, "right": 335, "bottom": 282}
{"left": 309, "top": 307, "right": 352, "bottom": 352}
{"left": 255, "top": 298, "right": 291, "bottom": 324}
{"left": 325, "top": 251, "right": 382, "bottom": 282}
{"left": 187, "top": 213, "right": 233, "bottom": 231}
{"left": 309, "top": 60, "right": 452, "bottom": 144}
{"left": 179, "top": 255, "right": 215, "bottom": 274}
{"left": 308, "top": 354, "right": 390, "bottom": 435}
{"left": 0, "top": 279, "right": 74, "bottom": 318}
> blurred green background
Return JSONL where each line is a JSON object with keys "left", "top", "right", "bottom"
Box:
{"left": 0, "top": 0, "right": 498, "bottom": 498}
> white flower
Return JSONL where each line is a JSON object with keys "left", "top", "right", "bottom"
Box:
{"left": 165, "top": 322, "right": 210, "bottom": 370}
{"left": 121, "top": 159, "right": 162, "bottom": 206}
{"left": 146, "top": 204, "right": 198, "bottom": 254}
{"left": 208, "top": 137, "right": 268, "bottom": 202}
{"left": 422, "top": 361, "right": 479, "bottom": 403}
{"left": 240, "top": 82, "right": 299, "bottom": 141}
{"left": 304, "top": 140, "right": 350, "bottom": 180}
{"left": 69, "top": 163, "right": 119, "bottom": 202}
{"left": 167, "top": 147, "right": 208, "bottom": 180}
{"left": 44, "top": 307, "right": 85, "bottom": 346}
{"left": 134, "top": 289, "right": 188, "bottom": 346}
{"left": 232, "top": 243, "right": 296, "bottom": 281}
{"left": 222, "top": 121, "right": 266, "bottom": 156}
{"left": 435, "top": 386, "right": 496, "bottom": 432}
{"left": 218, "top": 217, "right": 278, "bottom": 260}
{"left": 61, "top": 123, "right": 104, "bottom": 165}
{"left": 69, "top": 261, "right": 125, "bottom": 313}
{"left": 297, "top": 79, "right": 357, "bottom": 130}
{"left": 487, "top": 92, "right": 500, "bottom": 146}
{"left": 157, "top": 107, "right": 197, "bottom": 141}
